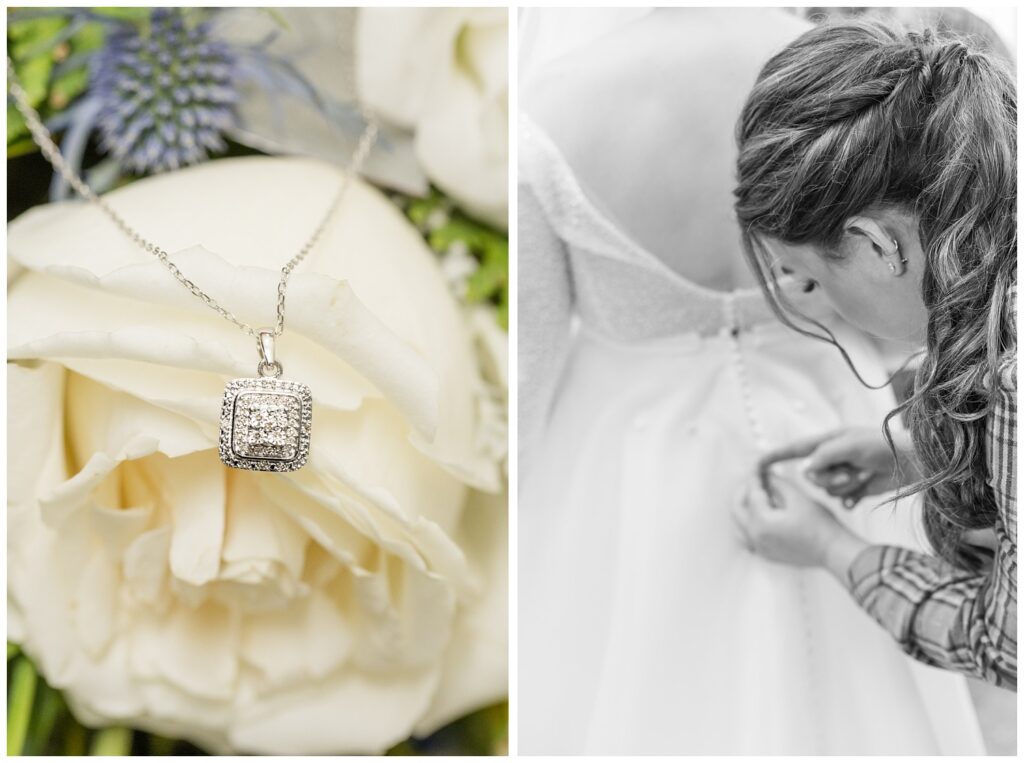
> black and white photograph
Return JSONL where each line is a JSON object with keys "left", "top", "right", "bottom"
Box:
{"left": 518, "top": 6, "right": 1016, "bottom": 755}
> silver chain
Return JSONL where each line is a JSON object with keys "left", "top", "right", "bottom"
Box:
{"left": 7, "top": 56, "right": 379, "bottom": 339}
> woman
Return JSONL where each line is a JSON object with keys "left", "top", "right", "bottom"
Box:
{"left": 733, "top": 20, "right": 1016, "bottom": 689}
{"left": 518, "top": 8, "right": 984, "bottom": 755}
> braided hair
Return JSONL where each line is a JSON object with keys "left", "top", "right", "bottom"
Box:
{"left": 734, "top": 19, "right": 1016, "bottom": 569}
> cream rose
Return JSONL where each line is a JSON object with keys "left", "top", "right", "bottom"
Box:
{"left": 356, "top": 8, "right": 509, "bottom": 230}
{"left": 7, "top": 157, "right": 507, "bottom": 754}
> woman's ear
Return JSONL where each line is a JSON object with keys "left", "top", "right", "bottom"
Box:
{"left": 844, "top": 215, "right": 907, "bottom": 276}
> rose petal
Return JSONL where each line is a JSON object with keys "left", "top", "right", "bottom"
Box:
{"left": 64, "top": 371, "right": 207, "bottom": 463}
{"left": 7, "top": 268, "right": 408, "bottom": 425}
{"left": 156, "top": 452, "right": 227, "bottom": 588}
{"left": 90, "top": 503, "right": 153, "bottom": 558}
{"left": 215, "top": 473, "right": 310, "bottom": 610}
{"left": 260, "top": 471, "right": 474, "bottom": 597}
{"left": 356, "top": 9, "right": 463, "bottom": 128}
{"left": 416, "top": 74, "right": 508, "bottom": 229}
{"left": 415, "top": 489, "right": 507, "bottom": 733}
{"left": 348, "top": 557, "right": 456, "bottom": 671}
{"left": 8, "top": 361, "right": 66, "bottom": 505}
{"left": 8, "top": 153, "right": 508, "bottom": 754}
{"left": 74, "top": 553, "right": 119, "bottom": 658}
{"left": 123, "top": 527, "right": 173, "bottom": 607}
{"left": 130, "top": 601, "right": 240, "bottom": 701}
{"left": 8, "top": 162, "right": 488, "bottom": 440}
{"left": 240, "top": 589, "right": 353, "bottom": 688}
{"left": 228, "top": 667, "right": 440, "bottom": 754}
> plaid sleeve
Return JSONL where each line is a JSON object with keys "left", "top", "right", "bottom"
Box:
{"left": 847, "top": 361, "right": 1017, "bottom": 690}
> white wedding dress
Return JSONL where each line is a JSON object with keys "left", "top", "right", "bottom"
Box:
{"left": 517, "top": 114, "right": 986, "bottom": 755}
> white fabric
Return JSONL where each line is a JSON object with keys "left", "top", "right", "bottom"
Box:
{"left": 518, "top": 115, "right": 986, "bottom": 754}
{"left": 518, "top": 8, "right": 652, "bottom": 89}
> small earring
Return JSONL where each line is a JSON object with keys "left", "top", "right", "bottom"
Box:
{"left": 888, "top": 238, "right": 908, "bottom": 275}
{"left": 888, "top": 255, "right": 908, "bottom": 275}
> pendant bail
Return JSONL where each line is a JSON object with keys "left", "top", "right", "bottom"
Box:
{"left": 257, "top": 328, "right": 282, "bottom": 377}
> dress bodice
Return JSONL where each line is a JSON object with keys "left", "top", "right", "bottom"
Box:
{"left": 519, "top": 114, "right": 830, "bottom": 342}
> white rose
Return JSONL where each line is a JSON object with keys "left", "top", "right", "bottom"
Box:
{"left": 356, "top": 8, "right": 508, "bottom": 230}
{"left": 7, "top": 157, "right": 508, "bottom": 754}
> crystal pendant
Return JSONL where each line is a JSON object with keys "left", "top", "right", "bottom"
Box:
{"left": 218, "top": 329, "right": 311, "bottom": 472}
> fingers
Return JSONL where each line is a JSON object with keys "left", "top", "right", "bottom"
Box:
{"left": 740, "top": 481, "right": 778, "bottom": 521}
{"left": 757, "top": 431, "right": 841, "bottom": 496}
{"left": 807, "top": 465, "right": 869, "bottom": 491}
{"left": 731, "top": 509, "right": 754, "bottom": 553}
{"left": 733, "top": 484, "right": 770, "bottom": 553}
{"left": 758, "top": 431, "right": 840, "bottom": 475}
{"left": 805, "top": 434, "right": 862, "bottom": 474}
{"left": 806, "top": 465, "right": 874, "bottom": 503}
{"left": 731, "top": 487, "right": 754, "bottom": 552}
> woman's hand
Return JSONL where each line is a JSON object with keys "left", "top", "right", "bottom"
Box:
{"left": 733, "top": 477, "right": 869, "bottom": 582}
{"left": 758, "top": 427, "right": 918, "bottom": 508}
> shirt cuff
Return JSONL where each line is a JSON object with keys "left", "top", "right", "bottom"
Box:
{"left": 846, "top": 544, "right": 920, "bottom": 646}
{"left": 848, "top": 544, "right": 886, "bottom": 597}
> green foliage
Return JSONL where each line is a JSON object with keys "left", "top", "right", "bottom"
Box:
{"left": 88, "top": 727, "right": 132, "bottom": 756}
{"left": 88, "top": 8, "right": 152, "bottom": 22}
{"left": 6, "top": 10, "right": 108, "bottom": 154}
{"left": 7, "top": 16, "right": 62, "bottom": 148}
{"left": 387, "top": 702, "right": 508, "bottom": 756}
{"left": 7, "top": 655, "right": 38, "bottom": 755}
{"left": 404, "top": 191, "right": 509, "bottom": 330}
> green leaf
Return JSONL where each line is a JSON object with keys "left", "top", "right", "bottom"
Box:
{"left": 7, "top": 12, "right": 112, "bottom": 154}
{"left": 64, "top": 721, "right": 87, "bottom": 756}
{"left": 394, "top": 189, "right": 508, "bottom": 332}
{"left": 8, "top": 15, "right": 66, "bottom": 60}
{"left": 466, "top": 262, "right": 507, "bottom": 303}
{"left": 89, "top": 8, "right": 151, "bottom": 22}
{"left": 6, "top": 643, "right": 18, "bottom": 661}
{"left": 49, "top": 66, "right": 89, "bottom": 110}
{"left": 7, "top": 657, "right": 38, "bottom": 755}
{"left": 71, "top": 18, "right": 106, "bottom": 50}
{"left": 48, "top": 20, "right": 105, "bottom": 111}
{"left": 14, "top": 54, "right": 55, "bottom": 108}
{"left": 7, "top": 15, "right": 63, "bottom": 152}
{"left": 88, "top": 726, "right": 132, "bottom": 756}
{"left": 24, "top": 680, "right": 65, "bottom": 756}
{"left": 7, "top": 135, "right": 39, "bottom": 159}
{"left": 7, "top": 103, "right": 29, "bottom": 148}
{"left": 146, "top": 734, "right": 176, "bottom": 756}
{"left": 262, "top": 8, "right": 292, "bottom": 31}
{"left": 405, "top": 196, "right": 439, "bottom": 228}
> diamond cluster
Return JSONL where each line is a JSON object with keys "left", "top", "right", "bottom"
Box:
{"left": 219, "top": 378, "right": 312, "bottom": 471}
{"left": 232, "top": 393, "right": 301, "bottom": 459}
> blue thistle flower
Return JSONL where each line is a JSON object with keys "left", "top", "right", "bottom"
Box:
{"left": 21, "top": 6, "right": 369, "bottom": 201}
{"left": 91, "top": 9, "right": 240, "bottom": 174}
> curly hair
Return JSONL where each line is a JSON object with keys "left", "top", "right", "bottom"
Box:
{"left": 734, "top": 19, "right": 1016, "bottom": 569}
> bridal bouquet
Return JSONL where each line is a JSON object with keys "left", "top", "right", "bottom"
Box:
{"left": 7, "top": 7, "right": 507, "bottom": 756}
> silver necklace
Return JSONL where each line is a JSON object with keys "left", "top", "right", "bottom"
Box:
{"left": 8, "top": 58, "right": 379, "bottom": 472}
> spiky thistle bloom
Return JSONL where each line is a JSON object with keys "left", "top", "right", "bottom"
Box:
{"left": 91, "top": 9, "right": 240, "bottom": 174}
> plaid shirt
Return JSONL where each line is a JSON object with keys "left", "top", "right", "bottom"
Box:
{"left": 848, "top": 302, "right": 1017, "bottom": 690}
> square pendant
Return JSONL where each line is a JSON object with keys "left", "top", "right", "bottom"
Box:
{"left": 219, "top": 377, "right": 312, "bottom": 471}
